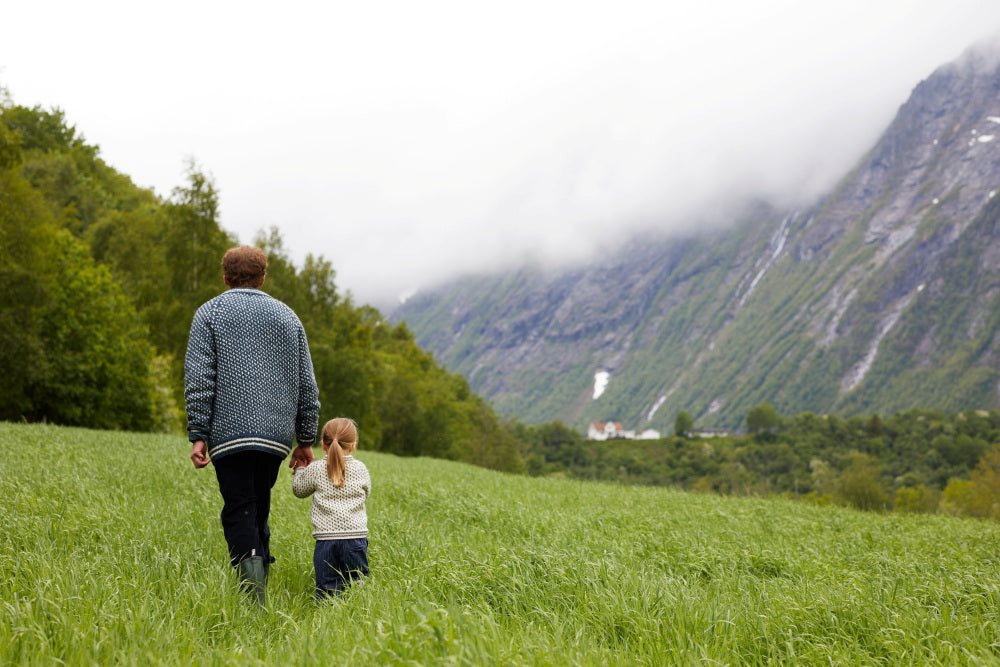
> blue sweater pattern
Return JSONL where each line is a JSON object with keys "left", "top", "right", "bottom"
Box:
{"left": 185, "top": 288, "right": 320, "bottom": 461}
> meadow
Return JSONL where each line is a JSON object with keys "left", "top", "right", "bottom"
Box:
{"left": 3, "top": 422, "right": 1000, "bottom": 665}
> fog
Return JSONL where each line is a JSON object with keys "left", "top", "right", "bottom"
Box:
{"left": 3, "top": 1, "right": 1000, "bottom": 307}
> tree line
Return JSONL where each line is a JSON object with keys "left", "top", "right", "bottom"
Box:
{"left": 0, "top": 100, "right": 522, "bottom": 472}
{"left": 510, "top": 404, "right": 1000, "bottom": 519}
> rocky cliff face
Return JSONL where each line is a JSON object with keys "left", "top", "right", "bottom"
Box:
{"left": 393, "top": 40, "right": 1000, "bottom": 432}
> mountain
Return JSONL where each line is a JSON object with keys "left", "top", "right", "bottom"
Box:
{"left": 392, "top": 40, "right": 1000, "bottom": 434}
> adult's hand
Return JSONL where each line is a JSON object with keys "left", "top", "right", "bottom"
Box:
{"left": 290, "top": 444, "right": 314, "bottom": 469}
{"left": 190, "top": 440, "right": 210, "bottom": 468}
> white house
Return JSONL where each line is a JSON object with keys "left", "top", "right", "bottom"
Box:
{"left": 587, "top": 422, "right": 661, "bottom": 441}
{"left": 691, "top": 428, "right": 728, "bottom": 438}
{"left": 587, "top": 421, "right": 627, "bottom": 440}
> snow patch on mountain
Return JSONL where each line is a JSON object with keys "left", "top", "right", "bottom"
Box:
{"left": 593, "top": 371, "right": 610, "bottom": 400}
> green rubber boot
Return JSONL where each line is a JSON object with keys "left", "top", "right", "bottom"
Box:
{"left": 237, "top": 556, "right": 266, "bottom": 606}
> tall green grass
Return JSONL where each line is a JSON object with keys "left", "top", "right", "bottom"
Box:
{"left": 3, "top": 421, "right": 1000, "bottom": 665}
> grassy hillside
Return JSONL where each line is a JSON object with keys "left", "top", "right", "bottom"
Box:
{"left": 4, "top": 421, "right": 1000, "bottom": 664}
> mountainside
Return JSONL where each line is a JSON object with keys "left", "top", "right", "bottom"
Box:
{"left": 393, "top": 40, "right": 1000, "bottom": 433}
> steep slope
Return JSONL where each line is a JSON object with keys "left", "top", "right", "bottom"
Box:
{"left": 394, "top": 40, "right": 1000, "bottom": 433}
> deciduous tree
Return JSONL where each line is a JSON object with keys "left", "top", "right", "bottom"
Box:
{"left": 746, "top": 402, "right": 781, "bottom": 437}
{"left": 674, "top": 411, "right": 693, "bottom": 438}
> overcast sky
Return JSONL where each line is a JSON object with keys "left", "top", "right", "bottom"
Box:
{"left": 3, "top": 2, "right": 1000, "bottom": 308}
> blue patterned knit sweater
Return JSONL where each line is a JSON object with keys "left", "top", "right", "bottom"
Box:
{"left": 184, "top": 288, "right": 320, "bottom": 461}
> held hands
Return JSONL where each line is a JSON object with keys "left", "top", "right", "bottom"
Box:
{"left": 190, "top": 440, "right": 210, "bottom": 469}
{"left": 289, "top": 444, "right": 315, "bottom": 470}
{"left": 190, "top": 440, "right": 312, "bottom": 470}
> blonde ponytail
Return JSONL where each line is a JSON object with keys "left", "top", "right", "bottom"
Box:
{"left": 321, "top": 417, "right": 359, "bottom": 487}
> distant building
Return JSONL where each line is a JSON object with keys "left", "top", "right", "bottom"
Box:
{"left": 588, "top": 421, "right": 627, "bottom": 440}
{"left": 587, "top": 422, "right": 661, "bottom": 441}
{"left": 691, "top": 427, "right": 729, "bottom": 438}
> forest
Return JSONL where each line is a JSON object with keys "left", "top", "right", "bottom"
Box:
{"left": 512, "top": 406, "right": 1000, "bottom": 519}
{"left": 0, "top": 98, "right": 523, "bottom": 472}
{"left": 3, "top": 96, "right": 1000, "bottom": 520}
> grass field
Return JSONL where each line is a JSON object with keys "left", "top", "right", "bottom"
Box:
{"left": 3, "top": 421, "right": 1000, "bottom": 665}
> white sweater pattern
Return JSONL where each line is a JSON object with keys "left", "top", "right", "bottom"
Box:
{"left": 292, "top": 455, "right": 370, "bottom": 540}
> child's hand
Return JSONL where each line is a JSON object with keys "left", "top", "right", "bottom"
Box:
{"left": 289, "top": 445, "right": 314, "bottom": 469}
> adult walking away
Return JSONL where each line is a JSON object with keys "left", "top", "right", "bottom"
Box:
{"left": 185, "top": 245, "right": 320, "bottom": 605}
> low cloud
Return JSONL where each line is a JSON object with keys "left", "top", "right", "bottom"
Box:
{"left": 4, "top": 1, "right": 1000, "bottom": 307}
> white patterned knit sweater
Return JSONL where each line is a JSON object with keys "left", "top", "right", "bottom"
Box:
{"left": 292, "top": 455, "right": 371, "bottom": 540}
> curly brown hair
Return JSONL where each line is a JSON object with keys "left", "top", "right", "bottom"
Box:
{"left": 222, "top": 246, "right": 267, "bottom": 288}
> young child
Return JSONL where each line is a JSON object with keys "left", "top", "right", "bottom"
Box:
{"left": 292, "top": 417, "right": 371, "bottom": 600}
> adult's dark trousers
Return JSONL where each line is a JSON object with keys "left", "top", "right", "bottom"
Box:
{"left": 213, "top": 450, "right": 284, "bottom": 567}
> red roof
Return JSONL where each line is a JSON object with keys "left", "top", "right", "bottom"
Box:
{"left": 592, "top": 421, "right": 624, "bottom": 431}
